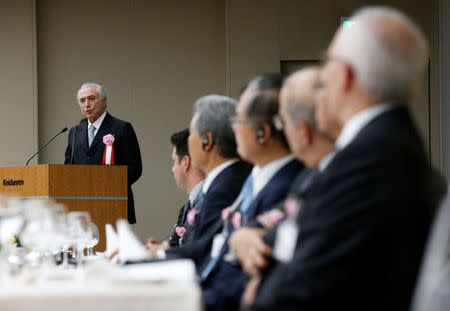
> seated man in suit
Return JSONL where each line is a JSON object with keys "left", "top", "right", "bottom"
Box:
{"left": 242, "top": 7, "right": 447, "bottom": 311}
{"left": 161, "top": 94, "right": 252, "bottom": 261}
{"left": 229, "top": 67, "right": 338, "bottom": 306}
{"left": 65, "top": 83, "right": 142, "bottom": 224}
{"left": 145, "top": 129, "right": 205, "bottom": 252}
{"left": 198, "top": 74, "right": 305, "bottom": 311}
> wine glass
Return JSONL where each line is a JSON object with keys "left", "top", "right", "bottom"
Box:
{"left": 86, "top": 222, "right": 99, "bottom": 256}
{"left": 48, "top": 204, "right": 69, "bottom": 267}
{"left": 67, "top": 212, "right": 91, "bottom": 263}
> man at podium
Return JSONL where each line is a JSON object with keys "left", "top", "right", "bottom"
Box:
{"left": 64, "top": 82, "right": 142, "bottom": 224}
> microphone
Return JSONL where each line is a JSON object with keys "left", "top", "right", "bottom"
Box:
{"left": 26, "top": 127, "right": 68, "bottom": 166}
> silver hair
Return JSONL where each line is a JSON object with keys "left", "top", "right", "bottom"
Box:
{"left": 193, "top": 94, "right": 238, "bottom": 158}
{"left": 333, "top": 6, "right": 428, "bottom": 103}
{"left": 76, "top": 83, "right": 108, "bottom": 103}
{"left": 285, "top": 95, "right": 316, "bottom": 129}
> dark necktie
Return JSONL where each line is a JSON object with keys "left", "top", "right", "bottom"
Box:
{"left": 180, "top": 199, "right": 192, "bottom": 225}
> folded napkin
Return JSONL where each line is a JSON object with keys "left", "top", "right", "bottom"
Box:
{"left": 117, "top": 219, "right": 151, "bottom": 263}
{"left": 105, "top": 223, "right": 119, "bottom": 259}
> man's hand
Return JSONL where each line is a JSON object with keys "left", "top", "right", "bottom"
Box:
{"left": 107, "top": 248, "right": 119, "bottom": 261}
{"left": 241, "top": 275, "right": 262, "bottom": 308}
{"left": 256, "top": 210, "right": 283, "bottom": 231}
{"left": 228, "top": 227, "right": 272, "bottom": 277}
{"left": 145, "top": 237, "right": 160, "bottom": 246}
{"left": 145, "top": 238, "right": 171, "bottom": 257}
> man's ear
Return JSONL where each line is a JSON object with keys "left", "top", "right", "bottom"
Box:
{"left": 342, "top": 64, "right": 355, "bottom": 92}
{"left": 298, "top": 121, "right": 312, "bottom": 146}
{"left": 202, "top": 132, "right": 215, "bottom": 152}
{"left": 256, "top": 123, "right": 272, "bottom": 145}
{"left": 182, "top": 155, "right": 191, "bottom": 173}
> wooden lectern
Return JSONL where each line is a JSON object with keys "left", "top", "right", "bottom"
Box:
{"left": 0, "top": 164, "right": 127, "bottom": 251}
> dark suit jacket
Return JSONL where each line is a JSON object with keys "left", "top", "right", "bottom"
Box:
{"left": 246, "top": 169, "right": 315, "bottom": 247}
{"left": 168, "top": 190, "right": 202, "bottom": 247}
{"left": 250, "top": 106, "right": 447, "bottom": 311}
{"left": 201, "top": 159, "right": 304, "bottom": 311}
{"left": 64, "top": 112, "right": 142, "bottom": 223}
{"left": 167, "top": 160, "right": 252, "bottom": 260}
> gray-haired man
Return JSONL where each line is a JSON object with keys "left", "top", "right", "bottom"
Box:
{"left": 64, "top": 83, "right": 142, "bottom": 224}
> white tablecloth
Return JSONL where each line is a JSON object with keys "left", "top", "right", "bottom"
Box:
{"left": 0, "top": 260, "right": 203, "bottom": 311}
{"left": 0, "top": 279, "right": 202, "bottom": 311}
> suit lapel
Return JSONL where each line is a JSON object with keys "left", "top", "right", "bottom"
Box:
{"left": 88, "top": 112, "right": 112, "bottom": 152}
{"left": 78, "top": 121, "right": 89, "bottom": 153}
{"left": 244, "top": 160, "right": 295, "bottom": 219}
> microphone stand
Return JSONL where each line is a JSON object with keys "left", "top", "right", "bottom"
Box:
{"left": 26, "top": 127, "right": 68, "bottom": 166}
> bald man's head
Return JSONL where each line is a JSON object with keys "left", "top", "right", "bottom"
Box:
{"left": 279, "top": 67, "right": 337, "bottom": 167}
{"left": 280, "top": 67, "right": 320, "bottom": 128}
{"left": 329, "top": 6, "right": 428, "bottom": 104}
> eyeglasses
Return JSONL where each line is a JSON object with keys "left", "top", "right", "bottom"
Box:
{"left": 229, "top": 116, "right": 247, "bottom": 128}
{"left": 272, "top": 114, "right": 284, "bottom": 131}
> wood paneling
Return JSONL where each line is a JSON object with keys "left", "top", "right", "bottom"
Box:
{"left": 57, "top": 199, "right": 126, "bottom": 252}
{"left": 0, "top": 164, "right": 127, "bottom": 251}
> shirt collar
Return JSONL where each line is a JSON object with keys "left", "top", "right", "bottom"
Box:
{"left": 88, "top": 110, "right": 107, "bottom": 130}
{"left": 189, "top": 179, "right": 204, "bottom": 205}
{"left": 318, "top": 150, "right": 337, "bottom": 172}
{"left": 335, "top": 103, "right": 394, "bottom": 151}
{"left": 252, "top": 154, "right": 295, "bottom": 197}
{"left": 202, "top": 159, "right": 239, "bottom": 194}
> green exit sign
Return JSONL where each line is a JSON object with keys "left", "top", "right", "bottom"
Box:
{"left": 343, "top": 20, "right": 355, "bottom": 29}
{"left": 341, "top": 17, "right": 356, "bottom": 30}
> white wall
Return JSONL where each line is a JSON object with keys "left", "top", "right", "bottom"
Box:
{"left": 37, "top": 0, "right": 226, "bottom": 240}
{"left": 0, "top": 0, "right": 37, "bottom": 166}
{"left": 0, "top": 0, "right": 440, "bottom": 241}
{"left": 227, "top": 0, "right": 440, "bottom": 166}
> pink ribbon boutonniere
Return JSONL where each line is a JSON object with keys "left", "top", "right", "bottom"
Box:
{"left": 187, "top": 209, "right": 199, "bottom": 226}
{"left": 175, "top": 225, "right": 186, "bottom": 237}
{"left": 102, "top": 134, "right": 115, "bottom": 165}
{"left": 231, "top": 211, "right": 242, "bottom": 229}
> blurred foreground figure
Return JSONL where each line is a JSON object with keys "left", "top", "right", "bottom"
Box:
{"left": 200, "top": 74, "right": 304, "bottom": 311}
{"left": 246, "top": 6, "right": 446, "bottom": 311}
{"left": 230, "top": 66, "right": 338, "bottom": 308}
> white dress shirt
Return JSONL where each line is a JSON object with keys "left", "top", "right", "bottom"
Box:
{"left": 318, "top": 151, "right": 337, "bottom": 172}
{"left": 88, "top": 110, "right": 107, "bottom": 138}
{"left": 189, "top": 180, "right": 204, "bottom": 206}
{"left": 251, "top": 154, "right": 295, "bottom": 198}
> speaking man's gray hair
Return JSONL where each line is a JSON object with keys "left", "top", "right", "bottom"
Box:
{"left": 77, "top": 83, "right": 108, "bottom": 103}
